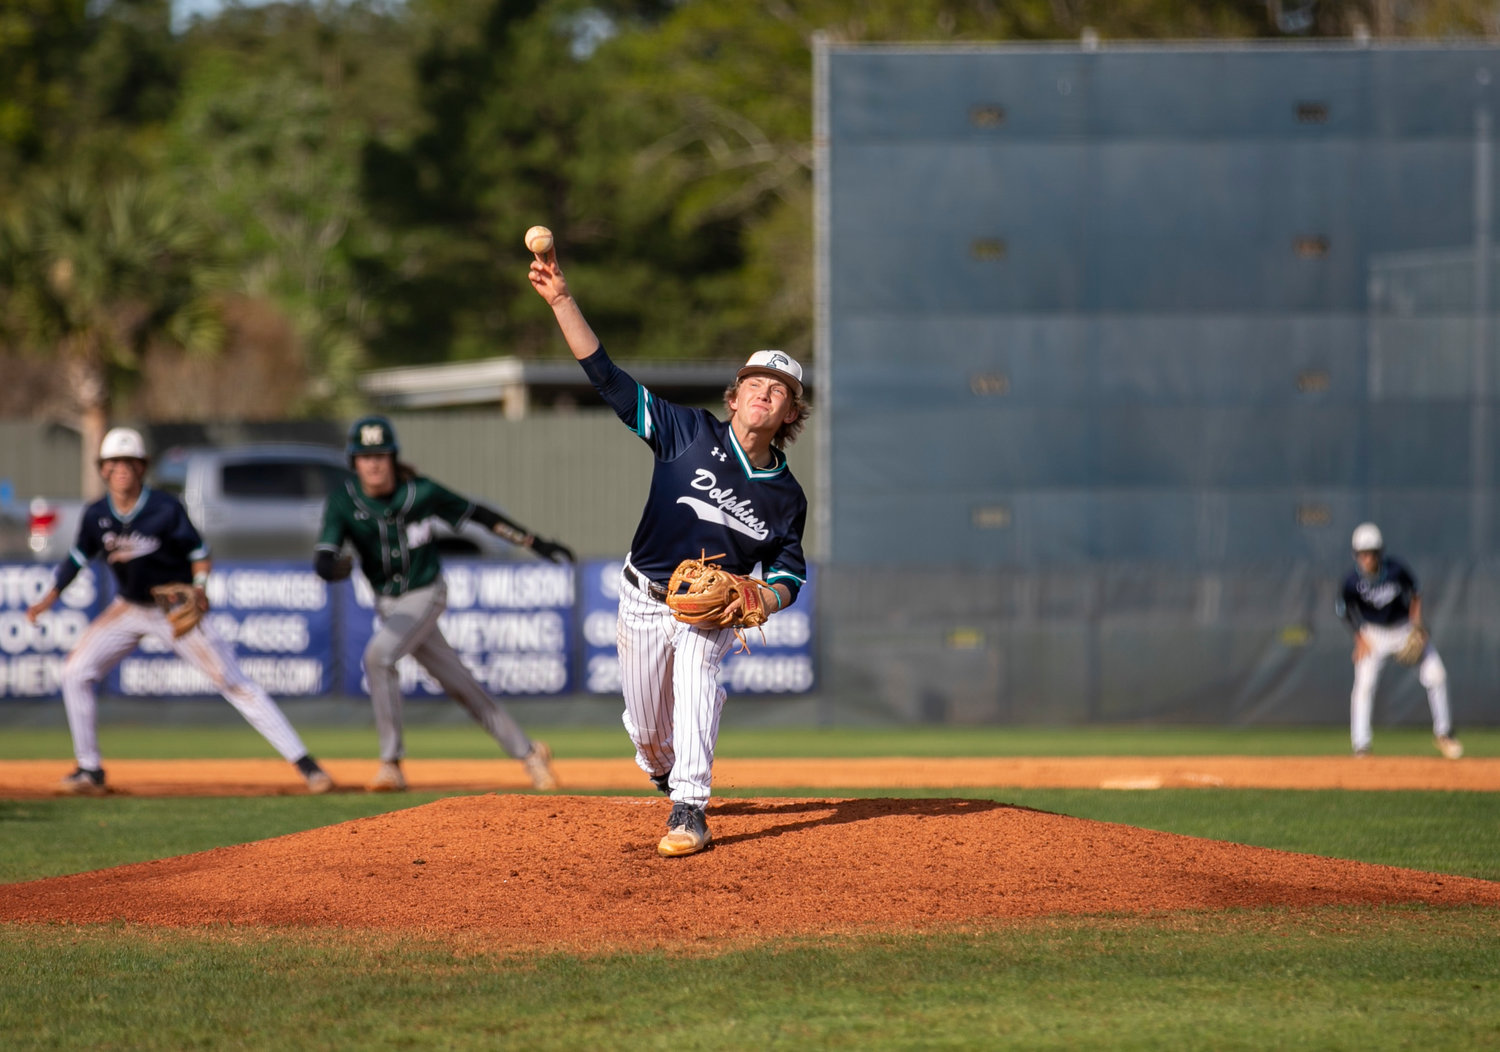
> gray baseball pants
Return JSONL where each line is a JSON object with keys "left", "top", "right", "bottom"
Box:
{"left": 366, "top": 579, "right": 534, "bottom": 763}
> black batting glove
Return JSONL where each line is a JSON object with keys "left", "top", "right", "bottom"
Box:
{"left": 314, "top": 549, "right": 354, "bottom": 582}
{"left": 530, "top": 537, "right": 575, "bottom": 564}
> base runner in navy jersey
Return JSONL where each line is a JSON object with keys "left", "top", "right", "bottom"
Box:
{"left": 529, "top": 237, "right": 810, "bottom": 857}
{"left": 1335, "top": 522, "right": 1463, "bottom": 760}
{"left": 314, "top": 415, "right": 571, "bottom": 793}
{"left": 25, "top": 428, "right": 335, "bottom": 795}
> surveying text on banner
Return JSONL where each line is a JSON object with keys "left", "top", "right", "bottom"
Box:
{"left": 337, "top": 560, "right": 574, "bottom": 697}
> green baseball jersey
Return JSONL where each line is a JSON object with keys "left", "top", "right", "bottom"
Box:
{"left": 315, "top": 474, "right": 478, "bottom": 596}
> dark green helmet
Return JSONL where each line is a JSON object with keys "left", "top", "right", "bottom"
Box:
{"left": 347, "top": 415, "right": 399, "bottom": 462}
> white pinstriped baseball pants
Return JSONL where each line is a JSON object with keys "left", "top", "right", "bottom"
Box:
{"left": 1350, "top": 621, "right": 1452, "bottom": 753}
{"left": 616, "top": 564, "right": 736, "bottom": 808}
{"left": 61, "top": 597, "right": 311, "bottom": 770}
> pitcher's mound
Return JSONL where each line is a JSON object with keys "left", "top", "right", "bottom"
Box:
{"left": 3, "top": 795, "right": 1495, "bottom": 951}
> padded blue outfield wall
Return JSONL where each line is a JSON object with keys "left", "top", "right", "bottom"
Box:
{"left": 815, "top": 41, "right": 1500, "bottom": 726}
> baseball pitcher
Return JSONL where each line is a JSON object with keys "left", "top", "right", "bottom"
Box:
{"left": 529, "top": 236, "right": 809, "bottom": 857}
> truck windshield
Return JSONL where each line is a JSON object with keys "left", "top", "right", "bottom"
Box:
{"left": 222, "top": 461, "right": 344, "bottom": 499}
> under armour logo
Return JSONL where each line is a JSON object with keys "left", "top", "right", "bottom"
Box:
{"left": 710, "top": 447, "right": 727, "bottom": 462}
{"left": 360, "top": 424, "right": 385, "bottom": 446}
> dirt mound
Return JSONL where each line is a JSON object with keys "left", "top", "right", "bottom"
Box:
{"left": 3, "top": 795, "right": 1496, "bottom": 951}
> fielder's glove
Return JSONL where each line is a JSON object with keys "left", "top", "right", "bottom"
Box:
{"left": 664, "top": 552, "right": 771, "bottom": 650}
{"left": 1394, "top": 625, "right": 1429, "bottom": 666}
{"left": 150, "top": 582, "right": 208, "bottom": 639}
{"left": 530, "top": 537, "right": 575, "bottom": 564}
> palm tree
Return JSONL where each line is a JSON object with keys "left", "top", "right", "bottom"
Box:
{"left": 0, "top": 171, "right": 225, "bottom": 497}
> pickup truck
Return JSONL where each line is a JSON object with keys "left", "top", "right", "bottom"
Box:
{"left": 21, "top": 443, "right": 522, "bottom": 564}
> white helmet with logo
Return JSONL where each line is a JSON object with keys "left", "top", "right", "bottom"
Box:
{"left": 1351, "top": 522, "right": 1383, "bottom": 554}
{"left": 98, "top": 427, "right": 148, "bottom": 463}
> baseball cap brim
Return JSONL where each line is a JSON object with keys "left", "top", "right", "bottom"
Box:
{"left": 736, "top": 365, "right": 802, "bottom": 397}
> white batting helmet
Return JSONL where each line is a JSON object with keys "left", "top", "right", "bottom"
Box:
{"left": 98, "top": 427, "right": 148, "bottom": 463}
{"left": 1351, "top": 522, "right": 1383, "bottom": 553}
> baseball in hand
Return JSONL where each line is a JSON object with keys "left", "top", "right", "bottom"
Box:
{"left": 524, "top": 225, "right": 554, "bottom": 255}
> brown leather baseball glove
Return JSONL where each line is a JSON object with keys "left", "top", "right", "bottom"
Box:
{"left": 664, "top": 552, "right": 770, "bottom": 646}
{"left": 150, "top": 582, "right": 208, "bottom": 639}
{"left": 1394, "top": 625, "right": 1429, "bottom": 666}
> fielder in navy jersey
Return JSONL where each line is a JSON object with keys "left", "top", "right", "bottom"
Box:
{"left": 529, "top": 237, "right": 809, "bottom": 857}
{"left": 1335, "top": 522, "right": 1462, "bottom": 759}
{"left": 26, "top": 427, "right": 334, "bottom": 794}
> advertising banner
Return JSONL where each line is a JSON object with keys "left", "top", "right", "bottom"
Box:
{"left": 0, "top": 563, "right": 101, "bottom": 698}
{"left": 580, "top": 559, "right": 816, "bottom": 696}
{"left": 108, "top": 562, "right": 336, "bottom": 697}
{"left": 0, "top": 557, "right": 811, "bottom": 701}
{"left": 338, "top": 560, "right": 574, "bottom": 697}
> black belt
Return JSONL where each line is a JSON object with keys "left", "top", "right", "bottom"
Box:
{"left": 623, "top": 565, "right": 667, "bottom": 602}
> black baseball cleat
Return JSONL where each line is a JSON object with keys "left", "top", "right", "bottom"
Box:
{"left": 649, "top": 771, "right": 671, "bottom": 795}
{"left": 58, "top": 767, "right": 107, "bottom": 795}
{"left": 295, "top": 754, "right": 335, "bottom": 793}
{"left": 657, "top": 801, "right": 711, "bottom": 857}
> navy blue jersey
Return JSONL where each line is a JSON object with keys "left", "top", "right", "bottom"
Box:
{"left": 582, "top": 346, "right": 808, "bottom": 600}
{"left": 51, "top": 488, "right": 209, "bottom": 604}
{"left": 1337, "top": 555, "right": 1419, "bottom": 628}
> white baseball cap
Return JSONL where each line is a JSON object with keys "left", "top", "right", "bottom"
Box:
{"left": 736, "top": 349, "right": 803, "bottom": 397}
{"left": 98, "top": 427, "right": 148, "bottom": 463}
{"left": 1351, "top": 522, "right": 1383, "bottom": 553}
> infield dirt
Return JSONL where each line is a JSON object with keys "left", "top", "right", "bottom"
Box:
{"left": 2, "top": 754, "right": 1498, "bottom": 796}
{"left": 2, "top": 758, "right": 1498, "bottom": 953}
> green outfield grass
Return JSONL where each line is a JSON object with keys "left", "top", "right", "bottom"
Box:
{"left": 1, "top": 723, "right": 1494, "bottom": 759}
{"left": 2, "top": 909, "right": 1497, "bottom": 1050}
{"left": 3, "top": 725, "right": 1497, "bottom": 1049}
{"left": 0, "top": 793, "right": 464, "bottom": 883}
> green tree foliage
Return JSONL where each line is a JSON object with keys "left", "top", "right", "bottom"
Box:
{"left": 0, "top": 0, "right": 89, "bottom": 173}
{"left": 0, "top": 0, "right": 179, "bottom": 178}
{"left": 167, "top": 67, "right": 367, "bottom": 413}
{"left": 71, "top": 0, "right": 181, "bottom": 128}
{"left": 164, "top": 1, "right": 416, "bottom": 413}
{"left": 3, "top": 0, "right": 1498, "bottom": 429}
{"left": 0, "top": 169, "right": 225, "bottom": 492}
{"left": 358, "top": 0, "right": 588, "bottom": 364}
